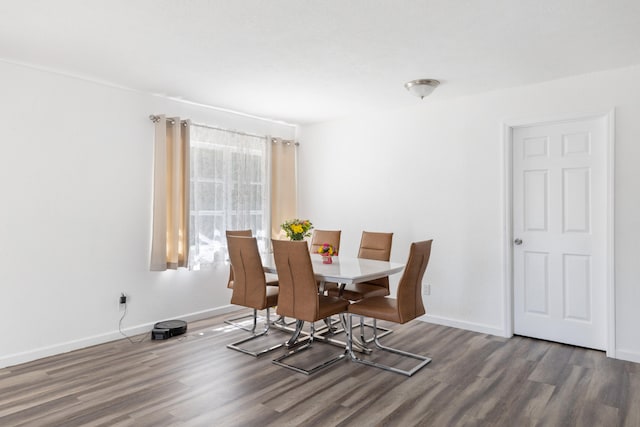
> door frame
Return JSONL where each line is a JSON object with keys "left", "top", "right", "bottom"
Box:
{"left": 501, "top": 110, "right": 615, "bottom": 357}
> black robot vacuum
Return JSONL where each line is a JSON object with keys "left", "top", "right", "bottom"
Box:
{"left": 151, "top": 319, "right": 187, "bottom": 340}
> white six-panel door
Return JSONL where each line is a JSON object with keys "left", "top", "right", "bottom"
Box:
{"left": 512, "top": 117, "right": 607, "bottom": 350}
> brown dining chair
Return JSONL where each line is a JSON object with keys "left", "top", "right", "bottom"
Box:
{"left": 271, "top": 239, "right": 349, "bottom": 375}
{"left": 326, "top": 231, "right": 394, "bottom": 340}
{"left": 346, "top": 240, "right": 433, "bottom": 376}
{"left": 226, "top": 229, "right": 252, "bottom": 289}
{"left": 327, "top": 231, "right": 393, "bottom": 300}
{"left": 309, "top": 229, "right": 341, "bottom": 255}
{"left": 309, "top": 229, "right": 342, "bottom": 330}
{"left": 225, "top": 236, "right": 283, "bottom": 357}
{"left": 224, "top": 229, "right": 278, "bottom": 332}
{"left": 309, "top": 229, "right": 341, "bottom": 295}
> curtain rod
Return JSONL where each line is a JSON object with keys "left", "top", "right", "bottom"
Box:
{"left": 149, "top": 114, "right": 298, "bottom": 145}
{"left": 271, "top": 137, "right": 299, "bottom": 146}
{"left": 149, "top": 114, "right": 188, "bottom": 126}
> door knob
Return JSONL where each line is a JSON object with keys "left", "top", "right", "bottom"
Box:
{"left": 514, "top": 238, "right": 523, "bottom": 245}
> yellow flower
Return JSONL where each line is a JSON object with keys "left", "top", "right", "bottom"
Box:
{"left": 281, "top": 218, "right": 313, "bottom": 240}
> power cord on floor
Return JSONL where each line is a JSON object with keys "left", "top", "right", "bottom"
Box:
{"left": 118, "top": 301, "right": 147, "bottom": 344}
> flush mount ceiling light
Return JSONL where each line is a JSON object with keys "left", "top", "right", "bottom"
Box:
{"left": 404, "top": 79, "right": 440, "bottom": 99}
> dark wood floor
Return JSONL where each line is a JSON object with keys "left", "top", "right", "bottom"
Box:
{"left": 1, "top": 312, "right": 639, "bottom": 427}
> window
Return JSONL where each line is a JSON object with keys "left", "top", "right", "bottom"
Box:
{"left": 188, "top": 125, "right": 269, "bottom": 269}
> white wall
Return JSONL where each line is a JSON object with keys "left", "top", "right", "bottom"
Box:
{"left": 298, "top": 64, "right": 640, "bottom": 362}
{"left": 0, "top": 60, "right": 295, "bottom": 368}
{"left": 4, "top": 58, "right": 640, "bottom": 368}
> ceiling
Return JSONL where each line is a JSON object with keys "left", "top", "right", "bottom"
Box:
{"left": 1, "top": 0, "right": 640, "bottom": 125}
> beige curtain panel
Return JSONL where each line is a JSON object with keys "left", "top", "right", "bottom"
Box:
{"left": 271, "top": 139, "right": 297, "bottom": 240}
{"left": 150, "top": 115, "right": 191, "bottom": 271}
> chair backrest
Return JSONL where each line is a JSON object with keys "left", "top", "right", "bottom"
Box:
{"left": 310, "top": 230, "right": 341, "bottom": 255}
{"left": 271, "top": 239, "right": 320, "bottom": 322}
{"left": 358, "top": 231, "right": 393, "bottom": 261}
{"left": 396, "top": 240, "right": 433, "bottom": 324}
{"left": 225, "top": 229, "right": 253, "bottom": 288}
{"left": 227, "top": 236, "right": 268, "bottom": 309}
{"left": 357, "top": 231, "right": 393, "bottom": 289}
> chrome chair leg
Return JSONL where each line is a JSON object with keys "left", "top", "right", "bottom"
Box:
{"left": 346, "top": 315, "right": 431, "bottom": 377}
{"left": 273, "top": 320, "right": 347, "bottom": 375}
{"left": 313, "top": 316, "right": 342, "bottom": 335}
{"left": 226, "top": 308, "right": 284, "bottom": 357}
{"left": 358, "top": 316, "right": 393, "bottom": 343}
{"left": 273, "top": 315, "right": 298, "bottom": 327}
{"left": 271, "top": 315, "right": 299, "bottom": 334}
{"left": 359, "top": 315, "right": 366, "bottom": 344}
{"left": 314, "top": 314, "right": 371, "bottom": 354}
{"left": 315, "top": 314, "right": 392, "bottom": 344}
{"left": 285, "top": 319, "right": 307, "bottom": 348}
{"left": 323, "top": 317, "right": 336, "bottom": 332}
{"left": 224, "top": 309, "right": 263, "bottom": 332}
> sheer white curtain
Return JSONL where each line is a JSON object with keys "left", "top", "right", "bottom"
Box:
{"left": 150, "top": 115, "right": 190, "bottom": 271}
{"left": 188, "top": 124, "right": 269, "bottom": 270}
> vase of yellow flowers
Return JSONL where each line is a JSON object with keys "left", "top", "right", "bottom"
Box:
{"left": 281, "top": 219, "right": 313, "bottom": 241}
{"left": 318, "top": 243, "right": 336, "bottom": 264}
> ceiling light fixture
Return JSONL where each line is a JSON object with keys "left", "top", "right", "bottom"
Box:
{"left": 404, "top": 79, "right": 440, "bottom": 99}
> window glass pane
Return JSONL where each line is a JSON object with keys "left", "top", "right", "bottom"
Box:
{"left": 194, "top": 182, "right": 222, "bottom": 211}
{"left": 188, "top": 125, "right": 268, "bottom": 269}
{"left": 193, "top": 147, "right": 223, "bottom": 178}
{"left": 250, "top": 184, "right": 262, "bottom": 210}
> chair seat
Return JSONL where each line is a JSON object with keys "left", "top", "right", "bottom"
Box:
{"left": 347, "top": 296, "right": 401, "bottom": 323}
{"left": 326, "top": 282, "right": 390, "bottom": 301}
{"left": 318, "top": 295, "right": 349, "bottom": 319}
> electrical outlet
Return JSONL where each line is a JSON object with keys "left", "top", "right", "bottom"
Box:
{"left": 119, "top": 293, "right": 127, "bottom": 304}
{"left": 424, "top": 284, "right": 431, "bottom": 295}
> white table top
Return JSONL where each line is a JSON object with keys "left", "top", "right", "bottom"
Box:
{"left": 262, "top": 254, "right": 405, "bottom": 285}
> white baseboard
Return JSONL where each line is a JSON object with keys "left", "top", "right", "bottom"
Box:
{"left": 0, "top": 305, "right": 241, "bottom": 369}
{"left": 9, "top": 306, "right": 636, "bottom": 369}
{"left": 613, "top": 349, "right": 640, "bottom": 364}
{"left": 419, "top": 314, "right": 509, "bottom": 338}
{"left": 420, "top": 315, "right": 640, "bottom": 363}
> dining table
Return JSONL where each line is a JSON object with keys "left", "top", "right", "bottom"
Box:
{"left": 262, "top": 253, "right": 405, "bottom": 350}
{"left": 262, "top": 253, "right": 405, "bottom": 291}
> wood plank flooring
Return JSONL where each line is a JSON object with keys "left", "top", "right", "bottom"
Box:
{"left": 1, "top": 311, "right": 639, "bottom": 426}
